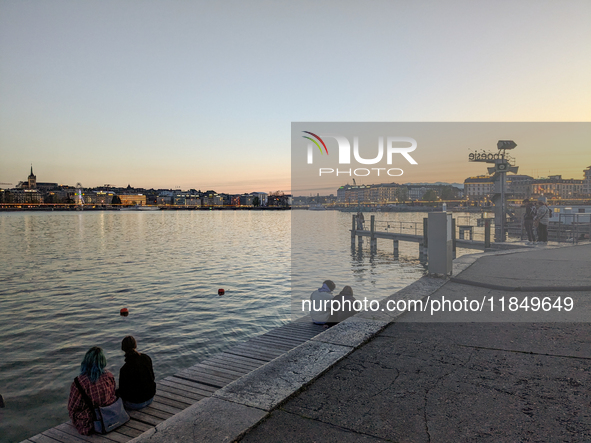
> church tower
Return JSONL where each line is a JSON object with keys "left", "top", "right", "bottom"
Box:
{"left": 28, "top": 165, "right": 37, "bottom": 189}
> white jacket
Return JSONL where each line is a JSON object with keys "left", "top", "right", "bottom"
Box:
{"left": 310, "top": 289, "right": 333, "bottom": 324}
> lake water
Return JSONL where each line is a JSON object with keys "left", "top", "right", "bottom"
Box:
{"left": 0, "top": 210, "right": 484, "bottom": 442}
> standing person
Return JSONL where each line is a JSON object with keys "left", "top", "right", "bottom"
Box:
{"left": 310, "top": 280, "right": 336, "bottom": 325}
{"left": 68, "top": 347, "right": 117, "bottom": 435}
{"left": 534, "top": 196, "right": 550, "bottom": 244}
{"left": 356, "top": 211, "right": 365, "bottom": 230}
{"left": 523, "top": 198, "right": 536, "bottom": 244}
{"left": 118, "top": 336, "right": 156, "bottom": 410}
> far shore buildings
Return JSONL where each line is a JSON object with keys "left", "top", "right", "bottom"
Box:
{"left": 464, "top": 166, "right": 591, "bottom": 201}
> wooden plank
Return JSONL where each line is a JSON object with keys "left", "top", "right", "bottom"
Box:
{"left": 239, "top": 340, "right": 295, "bottom": 353}
{"left": 216, "top": 351, "right": 270, "bottom": 365}
{"left": 254, "top": 334, "right": 305, "bottom": 346}
{"left": 56, "top": 424, "right": 116, "bottom": 443}
{"left": 42, "top": 428, "right": 86, "bottom": 443}
{"left": 262, "top": 330, "right": 318, "bottom": 341}
{"left": 132, "top": 405, "right": 172, "bottom": 421}
{"left": 175, "top": 369, "right": 236, "bottom": 386}
{"left": 205, "top": 354, "right": 263, "bottom": 369}
{"left": 29, "top": 434, "right": 61, "bottom": 443}
{"left": 268, "top": 325, "right": 318, "bottom": 335}
{"left": 198, "top": 359, "right": 254, "bottom": 375}
{"left": 165, "top": 375, "right": 222, "bottom": 393}
{"left": 91, "top": 431, "right": 128, "bottom": 443}
{"left": 187, "top": 362, "right": 249, "bottom": 378}
{"left": 224, "top": 348, "right": 281, "bottom": 361}
{"left": 147, "top": 400, "right": 183, "bottom": 415}
{"left": 245, "top": 339, "right": 294, "bottom": 351}
{"left": 154, "top": 388, "right": 200, "bottom": 405}
{"left": 162, "top": 376, "right": 219, "bottom": 393}
{"left": 111, "top": 425, "right": 143, "bottom": 439}
{"left": 122, "top": 419, "right": 152, "bottom": 433}
{"left": 126, "top": 410, "right": 161, "bottom": 427}
{"left": 159, "top": 379, "right": 214, "bottom": 397}
{"left": 178, "top": 366, "right": 238, "bottom": 383}
{"left": 228, "top": 342, "right": 285, "bottom": 356}
{"left": 153, "top": 394, "right": 191, "bottom": 410}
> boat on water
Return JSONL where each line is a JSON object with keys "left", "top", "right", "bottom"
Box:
{"left": 308, "top": 204, "right": 326, "bottom": 211}
{"left": 120, "top": 205, "right": 160, "bottom": 211}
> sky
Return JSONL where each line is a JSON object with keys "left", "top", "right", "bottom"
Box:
{"left": 1, "top": 0, "right": 590, "bottom": 194}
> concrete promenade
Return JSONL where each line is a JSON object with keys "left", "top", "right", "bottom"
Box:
{"left": 131, "top": 244, "right": 591, "bottom": 442}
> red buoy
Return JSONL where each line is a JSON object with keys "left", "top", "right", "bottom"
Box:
{"left": 120, "top": 308, "right": 129, "bottom": 316}
{"left": 218, "top": 289, "right": 225, "bottom": 296}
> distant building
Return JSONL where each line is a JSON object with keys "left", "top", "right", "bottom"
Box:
{"left": 464, "top": 176, "right": 494, "bottom": 200}
{"left": 530, "top": 175, "right": 586, "bottom": 199}
{"left": 203, "top": 190, "right": 223, "bottom": 206}
{"left": 18, "top": 166, "right": 58, "bottom": 191}
{"left": 119, "top": 194, "right": 147, "bottom": 205}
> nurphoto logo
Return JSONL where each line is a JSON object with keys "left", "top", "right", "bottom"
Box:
{"left": 303, "top": 131, "right": 418, "bottom": 177}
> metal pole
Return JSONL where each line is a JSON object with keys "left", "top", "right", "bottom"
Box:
{"left": 352, "top": 214, "right": 356, "bottom": 248}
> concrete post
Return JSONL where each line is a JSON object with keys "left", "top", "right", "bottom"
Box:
{"left": 370, "top": 215, "right": 376, "bottom": 253}
{"left": 393, "top": 240, "right": 399, "bottom": 259}
{"left": 427, "top": 212, "right": 453, "bottom": 276}
{"left": 452, "top": 218, "right": 457, "bottom": 259}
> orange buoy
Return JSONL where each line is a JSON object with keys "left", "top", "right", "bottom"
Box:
{"left": 218, "top": 289, "right": 225, "bottom": 296}
{"left": 120, "top": 308, "right": 129, "bottom": 316}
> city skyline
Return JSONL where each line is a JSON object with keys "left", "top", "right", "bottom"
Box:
{"left": 1, "top": 1, "right": 590, "bottom": 193}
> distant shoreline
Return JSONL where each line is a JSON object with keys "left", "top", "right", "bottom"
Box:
{"left": 0, "top": 205, "right": 291, "bottom": 212}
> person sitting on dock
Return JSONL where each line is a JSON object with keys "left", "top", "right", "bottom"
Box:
{"left": 68, "top": 347, "right": 117, "bottom": 435}
{"left": 117, "top": 336, "right": 156, "bottom": 410}
{"left": 310, "top": 280, "right": 336, "bottom": 325}
{"left": 326, "top": 285, "right": 360, "bottom": 326}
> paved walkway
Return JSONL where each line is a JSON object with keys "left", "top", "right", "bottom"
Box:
{"left": 239, "top": 244, "right": 591, "bottom": 442}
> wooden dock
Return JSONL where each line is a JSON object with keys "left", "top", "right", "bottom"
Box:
{"left": 351, "top": 214, "right": 530, "bottom": 258}
{"left": 22, "top": 320, "right": 325, "bottom": 443}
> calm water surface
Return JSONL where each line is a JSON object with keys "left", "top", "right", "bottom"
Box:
{"left": 0, "top": 210, "right": 475, "bottom": 441}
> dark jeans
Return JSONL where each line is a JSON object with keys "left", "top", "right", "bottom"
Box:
{"left": 537, "top": 223, "right": 548, "bottom": 242}
{"left": 524, "top": 219, "right": 535, "bottom": 242}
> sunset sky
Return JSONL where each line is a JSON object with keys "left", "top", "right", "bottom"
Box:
{"left": 1, "top": 1, "right": 590, "bottom": 194}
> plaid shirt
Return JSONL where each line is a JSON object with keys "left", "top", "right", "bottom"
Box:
{"left": 68, "top": 371, "right": 117, "bottom": 435}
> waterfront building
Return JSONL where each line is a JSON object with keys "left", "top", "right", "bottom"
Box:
{"left": 203, "top": 190, "right": 223, "bottom": 206}
{"left": 251, "top": 192, "right": 268, "bottom": 206}
{"left": 119, "top": 194, "right": 147, "bottom": 206}
{"left": 584, "top": 166, "right": 591, "bottom": 196}
{"left": 530, "top": 175, "right": 586, "bottom": 199}
{"left": 239, "top": 194, "right": 254, "bottom": 206}
{"left": 464, "top": 176, "right": 495, "bottom": 200}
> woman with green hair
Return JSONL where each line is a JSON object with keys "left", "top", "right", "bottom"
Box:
{"left": 67, "top": 347, "right": 116, "bottom": 435}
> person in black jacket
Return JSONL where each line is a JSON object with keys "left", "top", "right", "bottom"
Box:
{"left": 117, "top": 336, "right": 156, "bottom": 410}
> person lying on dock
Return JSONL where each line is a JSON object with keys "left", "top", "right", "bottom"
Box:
{"left": 68, "top": 347, "right": 117, "bottom": 435}
{"left": 117, "top": 336, "right": 156, "bottom": 410}
{"left": 326, "top": 285, "right": 360, "bottom": 326}
{"left": 310, "top": 280, "right": 336, "bottom": 325}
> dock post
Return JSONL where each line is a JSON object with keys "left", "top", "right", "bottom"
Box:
{"left": 484, "top": 219, "right": 491, "bottom": 249}
{"left": 393, "top": 240, "right": 399, "bottom": 259}
{"left": 370, "top": 215, "right": 376, "bottom": 253}
{"left": 351, "top": 215, "right": 356, "bottom": 249}
{"left": 452, "top": 218, "right": 457, "bottom": 259}
{"left": 422, "top": 218, "right": 428, "bottom": 262}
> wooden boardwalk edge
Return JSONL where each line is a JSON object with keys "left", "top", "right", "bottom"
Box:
{"left": 22, "top": 319, "right": 324, "bottom": 443}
